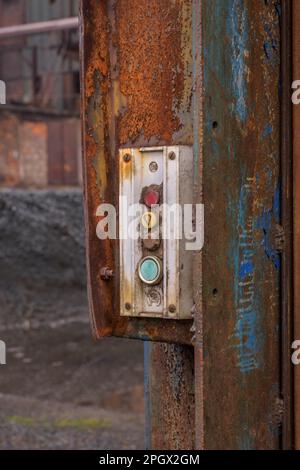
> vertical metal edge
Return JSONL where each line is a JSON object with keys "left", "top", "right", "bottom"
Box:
{"left": 281, "top": 0, "right": 294, "bottom": 450}
{"left": 78, "top": 0, "right": 98, "bottom": 339}
{"left": 292, "top": 0, "right": 300, "bottom": 450}
{"left": 144, "top": 341, "right": 152, "bottom": 450}
{"left": 192, "top": 0, "right": 204, "bottom": 451}
{"left": 201, "top": 0, "right": 281, "bottom": 449}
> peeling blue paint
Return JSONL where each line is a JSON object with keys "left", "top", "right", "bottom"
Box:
{"left": 263, "top": 22, "right": 279, "bottom": 64}
{"left": 263, "top": 123, "right": 273, "bottom": 139}
{"left": 255, "top": 184, "right": 281, "bottom": 270}
{"left": 239, "top": 260, "right": 254, "bottom": 279}
{"left": 232, "top": 180, "right": 261, "bottom": 374}
{"left": 227, "top": 0, "right": 249, "bottom": 123}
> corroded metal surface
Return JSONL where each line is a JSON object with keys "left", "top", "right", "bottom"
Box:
{"left": 145, "top": 342, "right": 195, "bottom": 450}
{"left": 281, "top": 0, "right": 294, "bottom": 449}
{"left": 81, "top": 0, "right": 286, "bottom": 450}
{"left": 293, "top": 0, "right": 300, "bottom": 451}
{"left": 80, "top": 0, "right": 194, "bottom": 344}
{"left": 199, "top": 0, "right": 281, "bottom": 449}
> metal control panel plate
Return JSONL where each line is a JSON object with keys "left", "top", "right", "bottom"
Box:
{"left": 119, "top": 146, "right": 194, "bottom": 320}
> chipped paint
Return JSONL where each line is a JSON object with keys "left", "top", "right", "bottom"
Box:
{"left": 202, "top": 0, "right": 281, "bottom": 449}
{"left": 227, "top": 0, "right": 249, "bottom": 123}
{"left": 255, "top": 184, "right": 281, "bottom": 270}
{"left": 233, "top": 179, "right": 261, "bottom": 374}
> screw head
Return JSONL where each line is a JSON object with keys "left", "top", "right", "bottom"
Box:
{"left": 100, "top": 267, "right": 114, "bottom": 281}
{"left": 149, "top": 161, "right": 158, "bottom": 172}
{"left": 168, "top": 304, "right": 176, "bottom": 313}
{"left": 125, "top": 302, "right": 132, "bottom": 311}
{"left": 168, "top": 151, "right": 176, "bottom": 160}
{"left": 123, "top": 153, "right": 132, "bottom": 163}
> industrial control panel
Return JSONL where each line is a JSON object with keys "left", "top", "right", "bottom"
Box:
{"left": 119, "top": 146, "right": 194, "bottom": 320}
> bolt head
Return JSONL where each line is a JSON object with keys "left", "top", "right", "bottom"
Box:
{"left": 168, "top": 151, "right": 176, "bottom": 160}
{"left": 100, "top": 267, "right": 114, "bottom": 281}
{"left": 168, "top": 304, "right": 176, "bottom": 313}
{"left": 149, "top": 161, "right": 158, "bottom": 172}
{"left": 123, "top": 153, "right": 132, "bottom": 163}
{"left": 125, "top": 302, "right": 132, "bottom": 311}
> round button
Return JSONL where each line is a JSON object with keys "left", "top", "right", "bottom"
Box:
{"left": 138, "top": 256, "right": 163, "bottom": 285}
{"left": 141, "top": 211, "right": 158, "bottom": 230}
{"left": 144, "top": 189, "right": 160, "bottom": 208}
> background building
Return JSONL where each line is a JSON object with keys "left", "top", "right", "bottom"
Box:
{"left": 0, "top": 0, "right": 81, "bottom": 188}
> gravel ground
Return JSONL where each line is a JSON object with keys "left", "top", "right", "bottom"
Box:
{"left": 0, "top": 188, "right": 145, "bottom": 450}
{"left": 0, "top": 322, "right": 145, "bottom": 450}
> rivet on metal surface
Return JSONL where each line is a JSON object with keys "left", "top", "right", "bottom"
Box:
{"left": 212, "top": 288, "right": 218, "bottom": 297}
{"left": 125, "top": 302, "right": 132, "bottom": 311}
{"left": 123, "top": 153, "right": 132, "bottom": 163}
{"left": 168, "top": 304, "right": 176, "bottom": 313}
{"left": 168, "top": 151, "right": 176, "bottom": 160}
{"left": 100, "top": 267, "right": 114, "bottom": 281}
{"left": 149, "top": 161, "right": 158, "bottom": 172}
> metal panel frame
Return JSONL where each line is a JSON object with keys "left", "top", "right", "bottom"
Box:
{"left": 80, "top": 0, "right": 194, "bottom": 345}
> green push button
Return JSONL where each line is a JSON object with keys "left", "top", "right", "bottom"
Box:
{"left": 138, "top": 256, "right": 162, "bottom": 285}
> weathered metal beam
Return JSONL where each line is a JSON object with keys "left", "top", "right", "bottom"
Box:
{"left": 80, "top": 0, "right": 197, "bottom": 450}
{"left": 144, "top": 343, "right": 195, "bottom": 450}
{"left": 281, "top": 0, "right": 294, "bottom": 450}
{"left": 80, "top": 0, "right": 287, "bottom": 450}
{"left": 293, "top": 0, "right": 300, "bottom": 451}
{"left": 0, "top": 17, "right": 78, "bottom": 39}
{"left": 80, "top": 0, "right": 195, "bottom": 344}
{"left": 200, "top": 0, "right": 282, "bottom": 449}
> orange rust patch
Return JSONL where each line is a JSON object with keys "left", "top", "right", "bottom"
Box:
{"left": 116, "top": 0, "right": 189, "bottom": 144}
{"left": 84, "top": 0, "right": 110, "bottom": 99}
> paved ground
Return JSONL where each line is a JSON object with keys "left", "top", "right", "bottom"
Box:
{"left": 0, "top": 320, "right": 144, "bottom": 450}
{"left": 0, "top": 189, "right": 145, "bottom": 450}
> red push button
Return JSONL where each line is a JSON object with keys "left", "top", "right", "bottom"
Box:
{"left": 144, "top": 189, "right": 160, "bottom": 208}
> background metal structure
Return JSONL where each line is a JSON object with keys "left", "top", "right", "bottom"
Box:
{"left": 80, "top": 0, "right": 293, "bottom": 449}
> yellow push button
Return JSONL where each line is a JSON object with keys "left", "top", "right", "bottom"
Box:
{"left": 141, "top": 211, "right": 158, "bottom": 230}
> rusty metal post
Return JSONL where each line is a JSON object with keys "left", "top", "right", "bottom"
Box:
{"left": 144, "top": 343, "right": 195, "bottom": 450}
{"left": 198, "top": 0, "right": 283, "bottom": 449}
{"left": 281, "top": 0, "right": 294, "bottom": 450}
{"left": 80, "top": 0, "right": 291, "bottom": 450}
{"left": 293, "top": 0, "right": 300, "bottom": 450}
{"left": 80, "top": 0, "right": 198, "bottom": 450}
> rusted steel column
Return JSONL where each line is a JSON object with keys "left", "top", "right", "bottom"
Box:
{"left": 293, "top": 0, "right": 300, "bottom": 450}
{"left": 80, "top": 0, "right": 197, "bottom": 450}
{"left": 145, "top": 343, "right": 195, "bottom": 450}
{"left": 199, "top": 0, "right": 282, "bottom": 449}
{"left": 281, "top": 0, "right": 294, "bottom": 450}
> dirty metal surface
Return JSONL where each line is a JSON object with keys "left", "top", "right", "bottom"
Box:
{"left": 281, "top": 0, "right": 294, "bottom": 450}
{"left": 293, "top": 0, "right": 300, "bottom": 451}
{"left": 80, "top": 0, "right": 194, "bottom": 344}
{"left": 199, "top": 0, "right": 282, "bottom": 449}
{"left": 144, "top": 342, "right": 195, "bottom": 450}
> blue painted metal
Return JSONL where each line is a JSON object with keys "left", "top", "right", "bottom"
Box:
{"left": 199, "top": 0, "right": 282, "bottom": 449}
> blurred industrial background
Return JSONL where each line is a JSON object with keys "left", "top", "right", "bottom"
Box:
{"left": 0, "top": 0, "right": 144, "bottom": 449}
